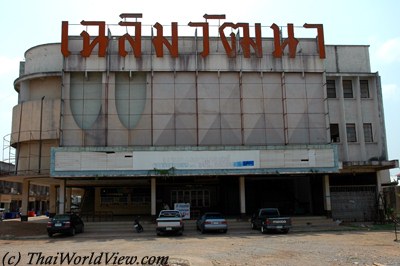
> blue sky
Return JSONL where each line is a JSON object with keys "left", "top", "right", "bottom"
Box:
{"left": 0, "top": 0, "right": 399, "bottom": 177}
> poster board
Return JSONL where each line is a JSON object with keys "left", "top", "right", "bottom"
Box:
{"left": 174, "top": 203, "right": 190, "bottom": 219}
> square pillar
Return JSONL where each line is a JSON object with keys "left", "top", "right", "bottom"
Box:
{"left": 65, "top": 187, "right": 72, "bottom": 213}
{"left": 151, "top": 177, "right": 157, "bottom": 217}
{"left": 20, "top": 179, "right": 30, "bottom": 221}
{"left": 49, "top": 185, "right": 57, "bottom": 217}
{"left": 239, "top": 176, "right": 246, "bottom": 218}
{"left": 58, "top": 180, "right": 66, "bottom": 215}
{"left": 323, "top": 175, "right": 332, "bottom": 218}
{"left": 39, "top": 201, "right": 43, "bottom": 215}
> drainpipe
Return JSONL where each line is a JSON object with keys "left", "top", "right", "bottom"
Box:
{"left": 38, "top": 96, "right": 45, "bottom": 174}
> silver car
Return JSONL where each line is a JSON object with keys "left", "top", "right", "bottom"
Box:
{"left": 196, "top": 212, "right": 228, "bottom": 234}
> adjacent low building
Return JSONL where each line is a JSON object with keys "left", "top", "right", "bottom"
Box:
{"left": 2, "top": 14, "right": 398, "bottom": 221}
{"left": 0, "top": 161, "right": 49, "bottom": 217}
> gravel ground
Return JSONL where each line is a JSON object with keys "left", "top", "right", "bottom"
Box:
{"left": 0, "top": 219, "right": 399, "bottom": 265}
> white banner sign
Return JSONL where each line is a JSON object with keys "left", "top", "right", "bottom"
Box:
{"left": 132, "top": 150, "right": 259, "bottom": 170}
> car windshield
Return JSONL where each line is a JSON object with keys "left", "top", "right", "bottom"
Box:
{"left": 205, "top": 214, "right": 224, "bottom": 219}
{"left": 260, "top": 209, "right": 279, "bottom": 217}
{"left": 160, "top": 211, "right": 180, "bottom": 218}
{"left": 53, "top": 215, "right": 71, "bottom": 221}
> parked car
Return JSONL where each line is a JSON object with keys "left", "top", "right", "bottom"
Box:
{"left": 250, "top": 208, "right": 291, "bottom": 234}
{"left": 156, "top": 210, "right": 184, "bottom": 236}
{"left": 196, "top": 212, "right": 228, "bottom": 234}
{"left": 47, "top": 213, "right": 84, "bottom": 237}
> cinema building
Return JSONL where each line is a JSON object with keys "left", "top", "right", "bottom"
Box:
{"left": 3, "top": 15, "right": 398, "bottom": 221}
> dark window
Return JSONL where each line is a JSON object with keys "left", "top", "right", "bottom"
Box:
{"left": 343, "top": 80, "right": 353, "bottom": 98}
{"left": 363, "top": 123, "right": 373, "bottom": 142}
{"left": 260, "top": 209, "right": 280, "bottom": 218}
{"left": 205, "top": 213, "right": 224, "bottom": 219}
{"left": 360, "top": 80, "right": 370, "bottom": 98}
{"left": 171, "top": 189, "right": 210, "bottom": 208}
{"left": 327, "top": 80, "right": 336, "bottom": 98}
{"left": 330, "top": 124, "right": 340, "bottom": 143}
{"left": 346, "top": 123, "right": 357, "bottom": 142}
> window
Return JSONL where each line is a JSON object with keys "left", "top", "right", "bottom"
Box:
{"left": 360, "top": 80, "right": 370, "bottom": 98}
{"left": 171, "top": 189, "right": 210, "bottom": 208}
{"left": 343, "top": 80, "right": 353, "bottom": 98}
{"left": 363, "top": 123, "right": 373, "bottom": 142}
{"left": 330, "top": 124, "right": 340, "bottom": 142}
{"left": 100, "top": 187, "right": 150, "bottom": 207}
{"left": 327, "top": 80, "right": 336, "bottom": 98}
{"left": 346, "top": 123, "right": 357, "bottom": 142}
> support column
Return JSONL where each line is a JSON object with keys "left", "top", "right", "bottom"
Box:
{"left": 377, "top": 170, "right": 390, "bottom": 217}
{"left": 337, "top": 76, "right": 349, "bottom": 161}
{"left": 58, "top": 180, "right": 66, "bottom": 215}
{"left": 354, "top": 76, "right": 367, "bottom": 161}
{"left": 20, "top": 179, "right": 30, "bottom": 221}
{"left": 239, "top": 176, "right": 246, "bottom": 219}
{"left": 65, "top": 187, "right": 72, "bottom": 213}
{"left": 151, "top": 177, "right": 156, "bottom": 218}
{"left": 323, "top": 175, "right": 332, "bottom": 218}
{"left": 49, "top": 185, "right": 57, "bottom": 217}
{"left": 39, "top": 201, "right": 43, "bottom": 215}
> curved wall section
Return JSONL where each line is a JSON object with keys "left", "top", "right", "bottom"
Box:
{"left": 115, "top": 72, "right": 147, "bottom": 129}
{"left": 70, "top": 72, "right": 103, "bottom": 130}
{"left": 19, "top": 76, "right": 61, "bottom": 102}
{"left": 11, "top": 99, "right": 61, "bottom": 145}
{"left": 24, "top": 43, "right": 63, "bottom": 75}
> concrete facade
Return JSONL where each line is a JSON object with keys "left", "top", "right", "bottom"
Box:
{"left": 4, "top": 22, "right": 398, "bottom": 221}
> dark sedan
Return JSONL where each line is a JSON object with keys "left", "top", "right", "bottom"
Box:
{"left": 47, "top": 213, "right": 84, "bottom": 237}
{"left": 196, "top": 212, "right": 228, "bottom": 234}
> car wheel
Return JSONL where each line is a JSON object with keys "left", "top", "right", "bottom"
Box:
{"left": 80, "top": 225, "right": 84, "bottom": 233}
{"left": 70, "top": 227, "right": 76, "bottom": 236}
{"left": 48, "top": 232, "right": 53, "bottom": 237}
{"left": 282, "top": 229, "right": 289, "bottom": 234}
{"left": 222, "top": 229, "right": 227, "bottom": 234}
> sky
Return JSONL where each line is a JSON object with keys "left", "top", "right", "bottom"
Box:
{"left": 0, "top": 0, "right": 399, "bottom": 177}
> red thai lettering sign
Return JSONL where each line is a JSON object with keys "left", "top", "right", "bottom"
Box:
{"left": 61, "top": 14, "right": 325, "bottom": 59}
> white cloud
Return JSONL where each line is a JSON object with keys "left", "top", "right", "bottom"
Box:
{"left": 0, "top": 55, "right": 20, "bottom": 76}
{"left": 376, "top": 37, "right": 400, "bottom": 63}
{"left": 382, "top": 84, "right": 398, "bottom": 99}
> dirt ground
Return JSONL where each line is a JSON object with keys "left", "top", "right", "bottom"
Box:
{"left": 1, "top": 219, "right": 399, "bottom": 266}
{"left": 0, "top": 220, "right": 47, "bottom": 237}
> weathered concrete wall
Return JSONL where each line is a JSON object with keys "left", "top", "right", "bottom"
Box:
{"left": 324, "top": 45, "right": 371, "bottom": 73}
{"left": 11, "top": 99, "right": 61, "bottom": 144}
{"left": 11, "top": 39, "right": 388, "bottom": 165}
{"left": 64, "top": 37, "right": 325, "bottom": 73}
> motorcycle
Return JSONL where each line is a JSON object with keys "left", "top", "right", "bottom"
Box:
{"left": 133, "top": 216, "right": 144, "bottom": 233}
